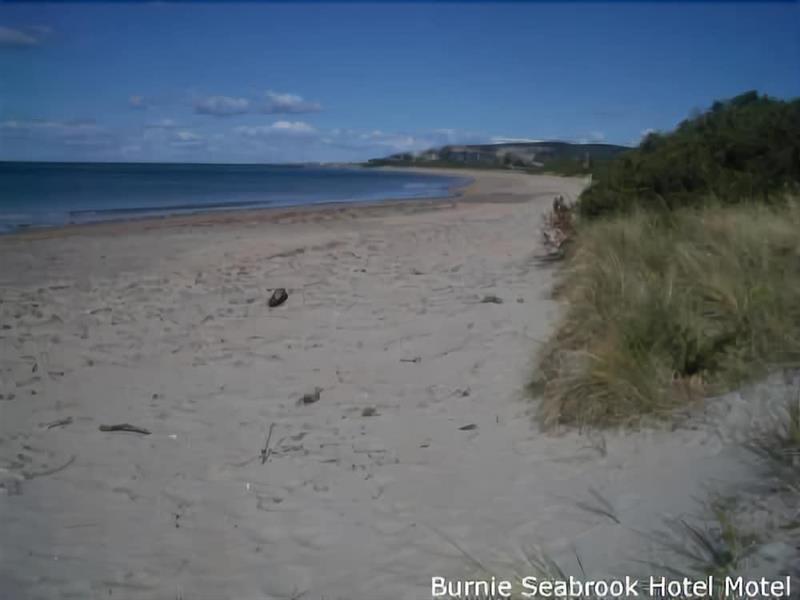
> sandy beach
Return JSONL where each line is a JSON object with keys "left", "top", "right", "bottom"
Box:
{"left": 0, "top": 169, "right": 775, "bottom": 599}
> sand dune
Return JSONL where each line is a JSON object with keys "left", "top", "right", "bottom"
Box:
{"left": 0, "top": 170, "right": 770, "bottom": 599}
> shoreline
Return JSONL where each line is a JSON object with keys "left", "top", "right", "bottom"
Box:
{"left": 0, "top": 167, "right": 476, "bottom": 241}
{"left": 0, "top": 168, "right": 588, "bottom": 242}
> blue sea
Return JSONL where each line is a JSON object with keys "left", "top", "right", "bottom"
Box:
{"left": 0, "top": 162, "right": 470, "bottom": 234}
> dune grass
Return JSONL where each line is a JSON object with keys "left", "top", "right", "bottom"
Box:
{"left": 749, "top": 389, "right": 800, "bottom": 489}
{"left": 532, "top": 200, "right": 800, "bottom": 428}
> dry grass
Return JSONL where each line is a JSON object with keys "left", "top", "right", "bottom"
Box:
{"left": 533, "top": 200, "right": 800, "bottom": 428}
{"left": 749, "top": 389, "right": 800, "bottom": 494}
{"left": 541, "top": 195, "right": 577, "bottom": 258}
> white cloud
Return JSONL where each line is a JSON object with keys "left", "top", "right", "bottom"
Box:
{"left": 575, "top": 131, "right": 607, "bottom": 144}
{"left": 0, "top": 119, "right": 117, "bottom": 151}
{"left": 139, "top": 122, "right": 206, "bottom": 150}
{"left": 490, "top": 136, "right": 545, "bottom": 144}
{"left": 144, "top": 118, "right": 178, "bottom": 129}
{"left": 235, "top": 121, "right": 317, "bottom": 138}
{"left": 194, "top": 96, "right": 251, "bottom": 116}
{"left": 170, "top": 130, "right": 205, "bottom": 147}
{"left": 588, "top": 131, "right": 606, "bottom": 142}
{"left": 261, "top": 91, "right": 322, "bottom": 114}
{"left": 129, "top": 95, "right": 149, "bottom": 109}
{"left": 2, "top": 119, "right": 100, "bottom": 136}
{"left": 360, "top": 130, "right": 417, "bottom": 150}
{"left": 120, "top": 144, "right": 143, "bottom": 156}
{"left": 2, "top": 119, "right": 53, "bottom": 131}
{"left": 320, "top": 127, "right": 489, "bottom": 155}
{"left": 0, "top": 26, "right": 50, "bottom": 47}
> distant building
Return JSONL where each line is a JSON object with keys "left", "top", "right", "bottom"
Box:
{"left": 418, "top": 150, "right": 440, "bottom": 161}
{"left": 441, "top": 145, "right": 497, "bottom": 163}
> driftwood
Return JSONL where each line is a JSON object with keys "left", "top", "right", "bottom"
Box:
{"left": 45, "top": 416, "right": 73, "bottom": 430}
{"left": 260, "top": 423, "right": 276, "bottom": 464}
{"left": 541, "top": 195, "right": 576, "bottom": 256}
{"left": 99, "top": 423, "right": 151, "bottom": 435}
{"left": 23, "top": 455, "right": 76, "bottom": 480}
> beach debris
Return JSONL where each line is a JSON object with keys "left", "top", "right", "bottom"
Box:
{"left": 542, "top": 195, "right": 576, "bottom": 256}
{"left": 44, "top": 416, "right": 73, "bottom": 430}
{"left": 458, "top": 424, "right": 478, "bottom": 431}
{"left": 481, "top": 295, "right": 504, "bottom": 304}
{"left": 517, "top": 297, "right": 525, "bottom": 303}
{"left": 22, "top": 454, "right": 76, "bottom": 481}
{"left": 0, "top": 469, "right": 24, "bottom": 496}
{"left": 98, "top": 423, "right": 151, "bottom": 435}
{"left": 361, "top": 407, "right": 378, "bottom": 417}
{"left": 260, "top": 423, "right": 276, "bottom": 464}
{"left": 268, "top": 288, "right": 289, "bottom": 308}
{"left": 400, "top": 356, "right": 421, "bottom": 364}
{"left": 298, "top": 386, "right": 323, "bottom": 405}
{"left": 455, "top": 387, "right": 471, "bottom": 397}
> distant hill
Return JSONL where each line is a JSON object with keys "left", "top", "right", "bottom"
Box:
{"left": 366, "top": 141, "right": 630, "bottom": 173}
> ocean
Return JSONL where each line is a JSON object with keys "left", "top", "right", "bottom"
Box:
{"left": 0, "top": 162, "right": 470, "bottom": 233}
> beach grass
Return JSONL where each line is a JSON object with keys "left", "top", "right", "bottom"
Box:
{"left": 532, "top": 200, "right": 800, "bottom": 428}
{"left": 748, "top": 389, "right": 800, "bottom": 488}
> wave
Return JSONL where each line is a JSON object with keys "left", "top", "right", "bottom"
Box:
{"left": 68, "top": 198, "right": 273, "bottom": 218}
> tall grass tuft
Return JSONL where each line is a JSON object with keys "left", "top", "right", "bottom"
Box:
{"left": 533, "top": 201, "right": 800, "bottom": 428}
{"left": 749, "top": 389, "right": 800, "bottom": 487}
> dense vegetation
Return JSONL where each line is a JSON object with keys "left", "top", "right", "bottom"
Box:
{"left": 366, "top": 141, "right": 628, "bottom": 172}
{"left": 365, "top": 157, "right": 613, "bottom": 177}
{"left": 579, "top": 91, "right": 800, "bottom": 218}
{"left": 534, "top": 92, "right": 800, "bottom": 428}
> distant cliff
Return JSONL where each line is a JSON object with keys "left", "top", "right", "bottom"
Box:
{"left": 367, "top": 141, "right": 630, "bottom": 173}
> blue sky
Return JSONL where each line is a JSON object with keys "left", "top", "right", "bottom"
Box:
{"left": 1, "top": 2, "right": 798, "bottom": 163}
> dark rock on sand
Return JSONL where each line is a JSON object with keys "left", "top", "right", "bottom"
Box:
{"left": 268, "top": 288, "right": 289, "bottom": 307}
{"left": 298, "top": 387, "right": 323, "bottom": 405}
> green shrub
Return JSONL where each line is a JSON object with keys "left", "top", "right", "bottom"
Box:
{"left": 579, "top": 92, "right": 800, "bottom": 218}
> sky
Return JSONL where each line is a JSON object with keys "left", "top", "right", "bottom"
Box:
{"left": 0, "top": 1, "right": 798, "bottom": 163}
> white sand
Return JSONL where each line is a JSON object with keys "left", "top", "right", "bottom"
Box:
{"left": 0, "top": 170, "right": 775, "bottom": 599}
